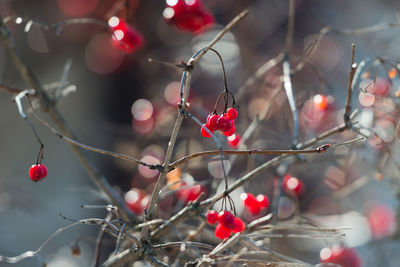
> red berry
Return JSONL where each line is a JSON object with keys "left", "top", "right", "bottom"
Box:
{"left": 125, "top": 188, "right": 146, "bottom": 214}
{"left": 218, "top": 210, "right": 235, "bottom": 229}
{"left": 232, "top": 217, "right": 245, "bottom": 233}
{"left": 207, "top": 114, "right": 219, "bottom": 130}
{"left": 320, "top": 246, "right": 361, "bottom": 267}
{"left": 283, "top": 175, "right": 305, "bottom": 197}
{"left": 313, "top": 94, "right": 328, "bottom": 111}
{"left": 240, "top": 193, "right": 258, "bottom": 208}
{"left": 206, "top": 210, "right": 218, "bottom": 225}
{"left": 29, "top": 164, "right": 47, "bottom": 182}
{"left": 177, "top": 183, "right": 205, "bottom": 204}
{"left": 200, "top": 123, "right": 214, "bottom": 138}
{"left": 256, "top": 194, "right": 269, "bottom": 208}
{"left": 214, "top": 223, "right": 231, "bottom": 239}
{"left": 111, "top": 26, "right": 144, "bottom": 54}
{"left": 223, "top": 125, "right": 235, "bottom": 137}
{"left": 108, "top": 16, "right": 127, "bottom": 31}
{"left": 227, "top": 108, "right": 238, "bottom": 120}
{"left": 227, "top": 134, "right": 241, "bottom": 148}
{"left": 163, "top": 0, "right": 214, "bottom": 34}
{"left": 216, "top": 116, "right": 232, "bottom": 132}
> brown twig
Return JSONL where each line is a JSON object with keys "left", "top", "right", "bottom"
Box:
{"left": 344, "top": 44, "right": 357, "bottom": 125}
{"left": 168, "top": 146, "right": 331, "bottom": 170}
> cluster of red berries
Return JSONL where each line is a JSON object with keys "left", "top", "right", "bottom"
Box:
{"left": 206, "top": 210, "right": 245, "bottom": 239}
{"left": 240, "top": 193, "right": 269, "bottom": 215}
{"left": 282, "top": 174, "right": 305, "bottom": 197}
{"left": 108, "top": 16, "right": 144, "bottom": 54}
{"left": 176, "top": 183, "right": 206, "bottom": 204}
{"left": 163, "top": 0, "right": 214, "bottom": 34}
{"left": 201, "top": 108, "right": 238, "bottom": 138}
{"left": 320, "top": 245, "right": 361, "bottom": 267}
{"left": 29, "top": 164, "right": 48, "bottom": 182}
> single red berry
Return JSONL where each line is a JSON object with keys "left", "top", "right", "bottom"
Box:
{"left": 283, "top": 174, "right": 305, "bottom": 197}
{"left": 201, "top": 123, "right": 214, "bottom": 138}
{"left": 216, "top": 116, "right": 232, "bottom": 132}
{"left": 125, "top": 188, "right": 146, "bottom": 214}
{"left": 207, "top": 114, "right": 219, "bottom": 130}
{"left": 256, "top": 194, "right": 269, "bottom": 208}
{"left": 108, "top": 16, "right": 127, "bottom": 31}
{"left": 214, "top": 223, "right": 231, "bottom": 239}
{"left": 227, "top": 108, "right": 238, "bottom": 120}
{"left": 240, "top": 193, "right": 258, "bottom": 208}
{"left": 320, "top": 246, "right": 361, "bottom": 267}
{"left": 223, "top": 125, "right": 235, "bottom": 137}
{"left": 313, "top": 94, "right": 328, "bottom": 111}
{"left": 232, "top": 217, "right": 246, "bottom": 233}
{"left": 112, "top": 26, "right": 144, "bottom": 54}
{"left": 206, "top": 210, "right": 218, "bottom": 225}
{"left": 29, "top": 164, "right": 47, "bottom": 182}
{"left": 227, "top": 134, "right": 241, "bottom": 148}
{"left": 218, "top": 210, "right": 235, "bottom": 229}
{"left": 177, "top": 183, "right": 205, "bottom": 204}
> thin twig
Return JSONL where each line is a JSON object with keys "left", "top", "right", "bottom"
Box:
{"left": 344, "top": 44, "right": 357, "bottom": 125}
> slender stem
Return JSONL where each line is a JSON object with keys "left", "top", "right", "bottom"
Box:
{"left": 344, "top": 44, "right": 357, "bottom": 124}
{"left": 285, "top": 0, "right": 296, "bottom": 53}
{"left": 169, "top": 147, "right": 330, "bottom": 170}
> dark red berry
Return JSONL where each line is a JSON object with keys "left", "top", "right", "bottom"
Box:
{"left": 206, "top": 210, "right": 218, "bottom": 225}
{"left": 201, "top": 123, "right": 214, "bottom": 138}
{"left": 218, "top": 210, "right": 235, "bottom": 229}
{"left": 256, "top": 194, "right": 269, "bottom": 208}
{"left": 214, "top": 223, "right": 231, "bottom": 239}
{"left": 29, "top": 164, "right": 47, "bottom": 182}
{"left": 232, "top": 217, "right": 245, "bottom": 233}
{"left": 223, "top": 125, "right": 235, "bottom": 137}
{"left": 207, "top": 114, "right": 219, "bottom": 130}
{"left": 216, "top": 116, "right": 232, "bottom": 132}
{"left": 227, "top": 108, "right": 238, "bottom": 120}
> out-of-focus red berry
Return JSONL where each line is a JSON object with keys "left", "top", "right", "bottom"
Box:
{"left": 201, "top": 123, "right": 214, "bottom": 138}
{"left": 283, "top": 174, "right": 305, "bottom": 197}
{"left": 232, "top": 217, "right": 245, "bottom": 233}
{"left": 227, "top": 134, "right": 241, "bottom": 148}
{"left": 320, "top": 246, "right": 362, "bottom": 267}
{"left": 214, "top": 223, "right": 231, "bottom": 239}
{"left": 256, "top": 194, "right": 270, "bottom": 208}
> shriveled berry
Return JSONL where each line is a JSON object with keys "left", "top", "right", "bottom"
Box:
{"left": 256, "top": 194, "right": 270, "bottom": 208}
{"left": 207, "top": 114, "right": 219, "bottom": 130}
{"left": 29, "top": 164, "right": 47, "bottom": 182}
{"left": 227, "top": 108, "right": 238, "bottom": 120}
{"left": 232, "top": 217, "right": 245, "bottom": 233}
{"left": 200, "top": 123, "right": 214, "bottom": 138}
{"left": 216, "top": 116, "right": 232, "bottom": 132}
{"left": 206, "top": 210, "right": 218, "bottom": 225}
{"left": 214, "top": 223, "right": 231, "bottom": 239}
{"left": 218, "top": 210, "right": 235, "bottom": 229}
{"left": 223, "top": 125, "right": 235, "bottom": 137}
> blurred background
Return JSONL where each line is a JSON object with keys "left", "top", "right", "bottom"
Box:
{"left": 1, "top": 0, "right": 400, "bottom": 266}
